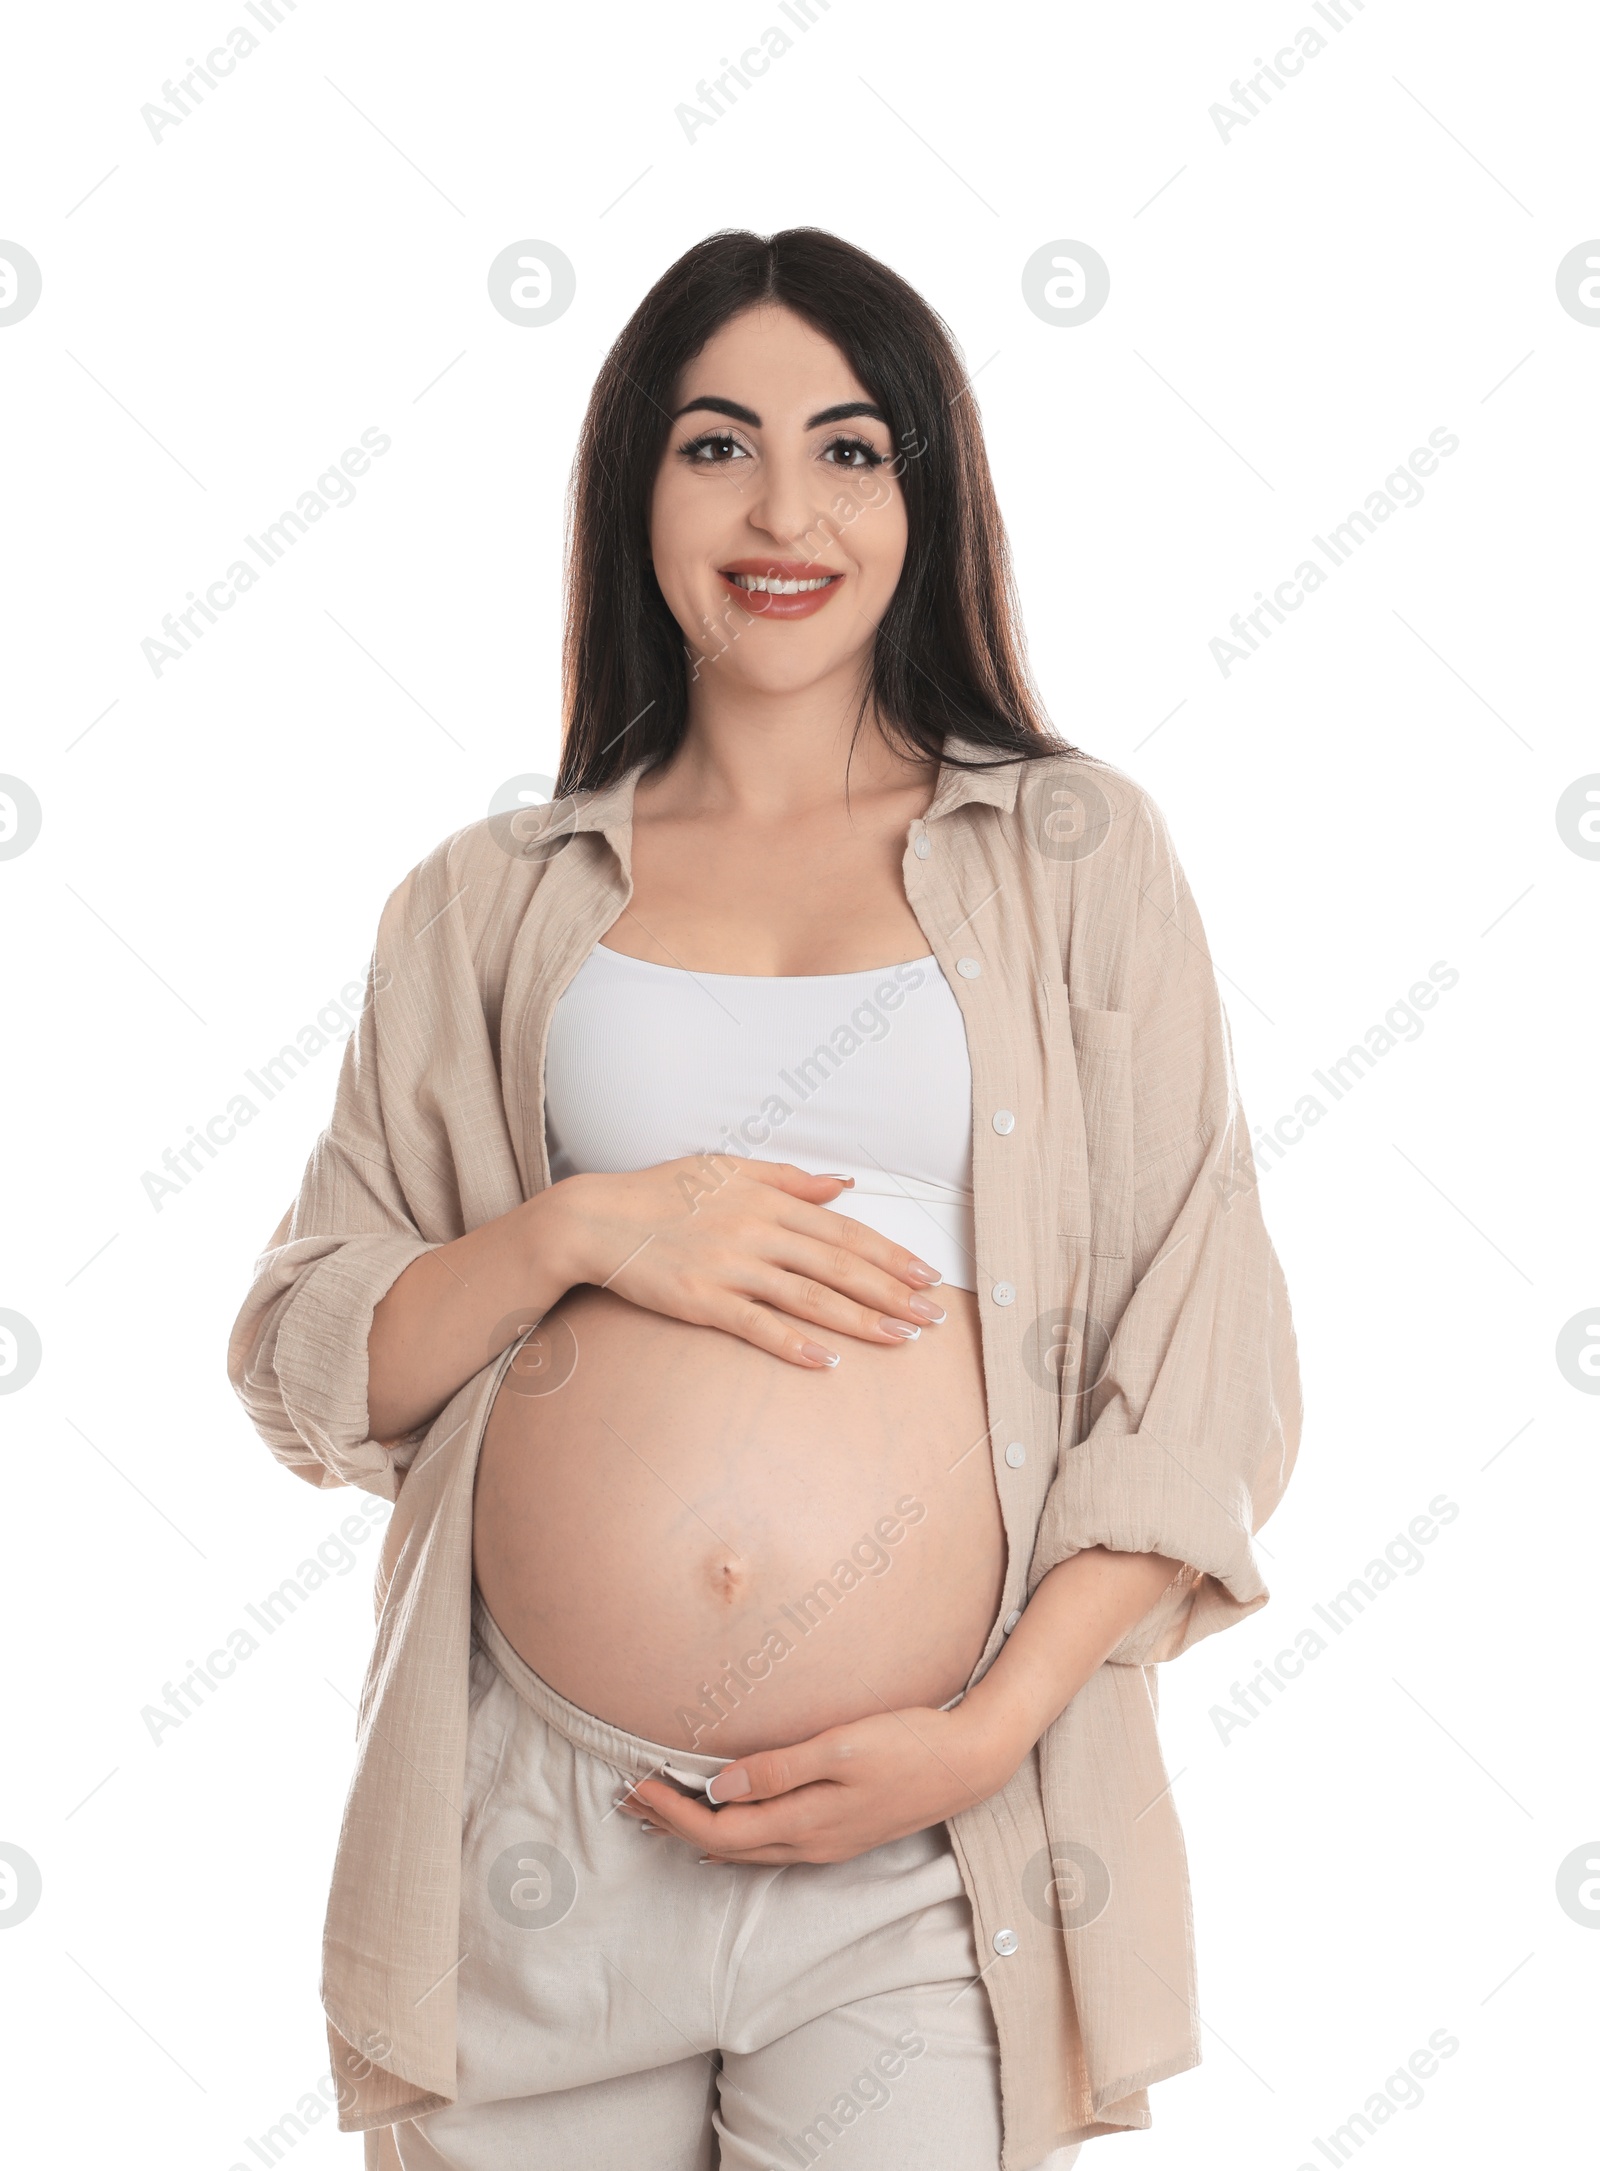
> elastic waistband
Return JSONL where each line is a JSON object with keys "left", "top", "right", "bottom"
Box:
{"left": 472, "top": 1587, "right": 732, "bottom": 1794}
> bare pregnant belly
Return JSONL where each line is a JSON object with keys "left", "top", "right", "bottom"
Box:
{"left": 471, "top": 1284, "right": 1005, "bottom": 1758}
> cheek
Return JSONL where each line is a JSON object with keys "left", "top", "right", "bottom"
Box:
{"left": 649, "top": 473, "right": 717, "bottom": 615}
{"left": 648, "top": 469, "right": 687, "bottom": 574}
{"left": 654, "top": 466, "right": 758, "bottom": 553}
{"left": 847, "top": 484, "right": 908, "bottom": 592}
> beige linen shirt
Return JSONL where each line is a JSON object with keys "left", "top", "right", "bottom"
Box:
{"left": 228, "top": 740, "right": 1301, "bottom": 2168}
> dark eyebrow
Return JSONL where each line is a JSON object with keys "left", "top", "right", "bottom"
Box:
{"left": 669, "top": 396, "right": 889, "bottom": 430}
{"left": 804, "top": 401, "right": 887, "bottom": 429}
{"left": 671, "top": 396, "right": 761, "bottom": 425}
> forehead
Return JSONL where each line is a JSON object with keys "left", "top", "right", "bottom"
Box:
{"left": 673, "top": 304, "right": 872, "bottom": 414}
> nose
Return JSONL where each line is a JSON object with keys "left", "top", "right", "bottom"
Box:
{"left": 740, "top": 443, "right": 834, "bottom": 560}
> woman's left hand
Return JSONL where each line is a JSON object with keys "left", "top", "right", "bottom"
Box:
{"left": 612, "top": 1703, "right": 1020, "bottom": 1864}
{"left": 615, "top": 1550, "right": 1185, "bottom": 1864}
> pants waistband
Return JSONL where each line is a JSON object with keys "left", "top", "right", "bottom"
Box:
{"left": 471, "top": 1586, "right": 733, "bottom": 1794}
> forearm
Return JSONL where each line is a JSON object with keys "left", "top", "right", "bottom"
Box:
{"left": 366, "top": 1181, "right": 587, "bottom": 1439}
{"left": 627, "top": 1545, "right": 1193, "bottom": 1861}
{"left": 962, "top": 1546, "right": 1185, "bottom": 1771}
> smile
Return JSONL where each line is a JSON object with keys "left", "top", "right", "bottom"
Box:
{"left": 725, "top": 572, "right": 836, "bottom": 594}
{"left": 717, "top": 560, "right": 845, "bottom": 619}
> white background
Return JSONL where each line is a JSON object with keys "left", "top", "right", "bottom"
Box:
{"left": 2, "top": 1, "right": 1596, "bottom": 2164}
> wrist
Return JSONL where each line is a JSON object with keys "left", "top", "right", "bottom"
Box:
{"left": 952, "top": 1678, "right": 1038, "bottom": 1796}
{"left": 521, "top": 1176, "right": 594, "bottom": 1293}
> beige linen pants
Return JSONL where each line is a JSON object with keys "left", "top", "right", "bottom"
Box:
{"left": 375, "top": 1595, "right": 1081, "bottom": 2171}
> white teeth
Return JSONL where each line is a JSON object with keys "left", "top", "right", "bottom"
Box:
{"left": 727, "top": 572, "right": 837, "bottom": 594}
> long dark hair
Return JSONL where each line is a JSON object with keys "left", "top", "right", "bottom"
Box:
{"left": 558, "top": 227, "right": 1072, "bottom": 794}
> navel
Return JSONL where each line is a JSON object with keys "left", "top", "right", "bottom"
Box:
{"left": 702, "top": 1555, "right": 748, "bottom": 1606}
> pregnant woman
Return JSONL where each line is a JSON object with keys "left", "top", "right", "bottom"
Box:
{"left": 231, "top": 228, "right": 1301, "bottom": 2171}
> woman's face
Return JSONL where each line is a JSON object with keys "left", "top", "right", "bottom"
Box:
{"left": 649, "top": 304, "right": 909, "bottom": 700}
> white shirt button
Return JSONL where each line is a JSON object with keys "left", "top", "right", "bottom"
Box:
{"left": 955, "top": 956, "right": 982, "bottom": 978}
{"left": 991, "top": 1282, "right": 1015, "bottom": 1306}
{"left": 992, "top": 1109, "right": 1015, "bottom": 1135}
{"left": 993, "top": 1928, "right": 1020, "bottom": 1957}
{"left": 1005, "top": 1441, "right": 1027, "bottom": 1467}
{"left": 913, "top": 834, "right": 931, "bottom": 859}
{"left": 1003, "top": 1609, "right": 1022, "bottom": 1634}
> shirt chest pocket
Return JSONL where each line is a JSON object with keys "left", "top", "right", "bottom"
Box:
{"left": 1047, "top": 984, "right": 1133, "bottom": 1260}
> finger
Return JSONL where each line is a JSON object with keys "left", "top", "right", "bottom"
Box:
{"left": 706, "top": 1736, "right": 835, "bottom": 1807}
{"left": 714, "top": 1204, "right": 949, "bottom": 1344}
{"left": 697, "top": 1288, "right": 919, "bottom": 1365}
{"left": 766, "top": 1201, "right": 944, "bottom": 1293}
{"left": 618, "top": 1780, "right": 716, "bottom": 1847}
{"left": 697, "top": 1847, "right": 802, "bottom": 1866}
{"left": 742, "top": 1260, "right": 945, "bottom": 1347}
{"left": 694, "top": 1295, "right": 844, "bottom": 1369}
{"left": 627, "top": 1776, "right": 832, "bottom": 1853}
{"left": 770, "top": 1228, "right": 948, "bottom": 1318}
{"left": 736, "top": 1161, "right": 858, "bottom": 1201}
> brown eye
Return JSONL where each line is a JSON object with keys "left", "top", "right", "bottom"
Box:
{"left": 682, "top": 432, "right": 749, "bottom": 464}
{"left": 821, "top": 437, "right": 884, "bottom": 470}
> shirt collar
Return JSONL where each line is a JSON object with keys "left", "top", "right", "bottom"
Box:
{"left": 921, "top": 735, "right": 1026, "bottom": 821}
{"left": 562, "top": 732, "right": 1027, "bottom": 840}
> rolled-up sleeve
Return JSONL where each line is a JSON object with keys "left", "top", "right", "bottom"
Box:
{"left": 1027, "top": 797, "right": 1303, "bottom": 1665}
{"left": 227, "top": 942, "right": 441, "bottom": 1498}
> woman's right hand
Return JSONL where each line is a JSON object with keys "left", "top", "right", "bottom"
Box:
{"left": 369, "top": 1155, "right": 950, "bottom": 1442}
{"left": 546, "top": 1156, "right": 947, "bottom": 1368}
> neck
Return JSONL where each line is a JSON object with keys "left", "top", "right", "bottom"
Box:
{"left": 663, "top": 668, "right": 933, "bottom": 821}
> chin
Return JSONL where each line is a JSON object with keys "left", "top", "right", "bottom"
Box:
{"left": 714, "top": 654, "right": 854, "bottom": 700}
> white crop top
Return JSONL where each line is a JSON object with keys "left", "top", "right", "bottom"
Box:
{"left": 544, "top": 944, "right": 977, "bottom": 1292}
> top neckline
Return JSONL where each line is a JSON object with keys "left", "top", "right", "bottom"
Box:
{"left": 589, "top": 942, "right": 939, "bottom": 986}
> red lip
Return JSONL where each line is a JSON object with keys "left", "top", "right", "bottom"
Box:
{"left": 717, "top": 558, "right": 845, "bottom": 620}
